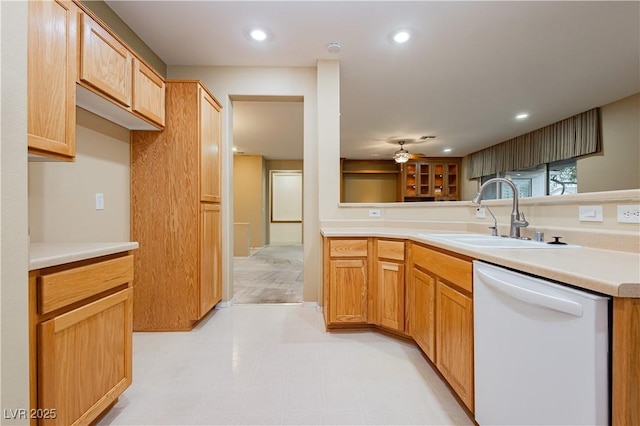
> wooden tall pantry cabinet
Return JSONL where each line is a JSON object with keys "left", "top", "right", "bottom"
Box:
{"left": 131, "top": 81, "right": 222, "bottom": 331}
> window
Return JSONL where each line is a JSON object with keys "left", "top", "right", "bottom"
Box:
{"left": 548, "top": 159, "right": 577, "bottom": 196}
{"left": 480, "top": 159, "right": 577, "bottom": 200}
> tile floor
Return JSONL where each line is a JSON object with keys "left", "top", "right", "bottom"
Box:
{"left": 233, "top": 245, "right": 303, "bottom": 304}
{"left": 98, "top": 304, "right": 474, "bottom": 425}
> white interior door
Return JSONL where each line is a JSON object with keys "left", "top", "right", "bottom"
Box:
{"left": 270, "top": 170, "right": 302, "bottom": 244}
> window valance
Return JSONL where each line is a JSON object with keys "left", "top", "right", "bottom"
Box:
{"left": 467, "top": 108, "right": 601, "bottom": 179}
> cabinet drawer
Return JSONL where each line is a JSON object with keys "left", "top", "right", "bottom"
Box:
{"left": 412, "top": 244, "right": 472, "bottom": 293}
{"left": 38, "top": 255, "right": 134, "bottom": 315}
{"left": 329, "top": 239, "right": 368, "bottom": 257}
{"left": 377, "top": 240, "right": 405, "bottom": 261}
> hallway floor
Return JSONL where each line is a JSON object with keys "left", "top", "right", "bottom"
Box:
{"left": 233, "top": 245, "right": 303, "bottom": 304}
{"left": 98, "top": 305, "right": 474, "bottom": 425}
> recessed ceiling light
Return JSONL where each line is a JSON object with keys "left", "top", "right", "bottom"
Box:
{"left": 443, "top": 148, "right": 452, "bottom": 153}
{"left": 516, "top": 113, "right": 529, "bottom": 120}
{"left": 249, "top": 28, "right": 268, "bottom": 41}
{"left": 393, "top": 30, "right": 411, "bottom": 44}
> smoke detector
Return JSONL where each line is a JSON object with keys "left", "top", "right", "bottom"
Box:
{"left": 326, "top": 42, "right": 342, "bottom": 54}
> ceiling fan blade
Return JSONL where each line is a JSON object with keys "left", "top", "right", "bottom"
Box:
{"left": 409, "top": 153, "right": 427, "bottom": 159}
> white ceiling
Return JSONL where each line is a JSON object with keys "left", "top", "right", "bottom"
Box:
{"left": 106, "top": 1, "right": 640, "bottom": 160}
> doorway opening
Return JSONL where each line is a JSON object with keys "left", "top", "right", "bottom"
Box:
{"left": 230, "top": 97, "right": 304, "bottom": 304}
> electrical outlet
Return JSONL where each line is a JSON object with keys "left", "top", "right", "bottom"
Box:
{"left": 95, "top": 193, "right": 104, "bottom": 210}
{"left": 476, "top": 207, "right": 486, "bottom": 218}
{"left": 368, "top": 209, "right": 381, "bottom": 218}
{"left": 578, "top": 205, "right": 603, "bottom": 222}
{"left": 617, "top": 205, "right": 640, "bottom": 223}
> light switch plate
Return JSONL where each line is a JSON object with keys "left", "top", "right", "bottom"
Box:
{"left": 578, "top": 205, "right": 602, "bottom": 222}
{"left": 368, "top": 209, "right": 381, "bottom": 218}
{"left": 95, "top": 193, "right": 104, "bottom": 210}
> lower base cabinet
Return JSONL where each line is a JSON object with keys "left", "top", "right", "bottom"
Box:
{"left": 436, "top": 280, "right": 474, "bottom": 411}
{"left": 329, "top": 258, "right": 368, "bottom": 324}
{"left": 407, "top": 267, "right": 436, "bottom": 360}
{"left": 323, "top": 236, "right": 474, "bottom": 413}
{"left": 30, "top": 253, "right": 134, "bottom": 426}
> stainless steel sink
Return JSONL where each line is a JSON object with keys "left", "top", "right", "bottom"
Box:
{"left": 418, "top": 233, "right": 579, "bottom": 249}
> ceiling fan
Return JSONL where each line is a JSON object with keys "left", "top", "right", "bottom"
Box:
{"left": 393, "top": 139, "right": 431, "bottom": 163}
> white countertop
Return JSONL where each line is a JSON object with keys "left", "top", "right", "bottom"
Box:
{"left": 321, "top": 227, "right": 640, "bottom": 298}
{"left": 30, "top": 242, "right": 139, "bottom": 270}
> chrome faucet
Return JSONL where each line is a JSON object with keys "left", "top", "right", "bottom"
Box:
{"left": 473, "top": 178, "right": 529, "bottom": 238}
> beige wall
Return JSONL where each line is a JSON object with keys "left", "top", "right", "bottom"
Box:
{"left": 343, "top": 175, "right": 398, "bottom": 203}
{"left": 1, "top": 0, "right": 30, "bottom": 419}
{"left": 578, "top": 93, "right": 640, "bottom": 193}
{"left": 233, "top": 155, "right": 265, "bottom": 248}
{"left": 29, "top": 108, "right": 131, "bottom": 242}
{"left": 79, "top": 0, "right": 167, "bottom": 77}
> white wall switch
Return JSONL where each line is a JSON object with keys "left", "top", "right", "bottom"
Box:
{"left": 476, "top": 207, "right": 486, "bottom": 218}
{"left": 617, "top": 205, "right": 640, "bottom": 223}
{"left": 95, "top": 193, "right": 104, "bottom": 210}
{"left": 368, "top": 209, "right": 381, "bottom": 218}
{"left": 578, "top": 205, "right": 602, "bottom": 222}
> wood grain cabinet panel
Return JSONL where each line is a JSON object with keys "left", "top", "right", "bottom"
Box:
{"left": 79, "top": 13, "right": 132, "bottom": 107}
{"left": 132, "top": 59, "right": 165, "bottom": 127}
{"left": 329, "top": 239, "right": 368, "bottom": 257}
{"left": 377, "top": 240, "right": 405, "bottom": 261}
{"left": 38, "top": 288, "right": 132, "bottom": 426}
{"left": 27, "top": 0, "right": 78, "bottom": 161}
{"left": 200, "top": 88, "right": 222, "bottom": 202}
{"left": 30, "top": 253, "right": 134, "bottom": 426}
{"left": 200, "top": 203, "right": 222, "bottom": 317}
{"left": 412, "top": 244, "right": 472, "bottom": 293}
{"left": 377, "top": 260, "right": 405, "bottom": 331}
{"left": 408, "top": 267, "right": 436, "bottom": 360}
{"left": 38, "top": 255, "right": 133, "bottom": 315}
{"left": 436, "top": 280, "right": 474, "bottom": 412}
{"left": 329, "top": 259, "right": 368, "bottom": 324}
{"left": 131, "top": 80, "right": 222, "bottom": 331}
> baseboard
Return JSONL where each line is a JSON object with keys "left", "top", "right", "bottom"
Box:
{"left": 302, "top": 301, "right": 322, "bottom": 312}
{"left": 216, "top": 299, "right": 233, "bottom": 308}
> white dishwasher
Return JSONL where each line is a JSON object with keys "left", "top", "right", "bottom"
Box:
{"left": 473, "top": 261, "right": 610, "bottom": 426}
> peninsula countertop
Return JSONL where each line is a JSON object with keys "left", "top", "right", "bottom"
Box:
{"left": 321, "top": 227, "right": 640, "bottom": 298}
{"left": 29, "top": 242, "right": 139, "bottom": 270}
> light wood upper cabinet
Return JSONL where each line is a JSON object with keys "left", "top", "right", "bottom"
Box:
{"left": 74, "top": 3, "right": 165, "bottom": 131}
{"left": 133, "top": 59, "right": 165, "bottom": 127}
{"left": 79, "top": 12, "right": 132, "bottom": 107}
{"left": 436, "top": 280, "right": 474, "bottom": 412}
{"left": 200, "top": 203, "right": 222, "bottom": 316}
{"left": 27, "top": 0, "right": 78, "bottom": 161}
{"left": 200, "top": 87, "right": 222, "bottom": 202}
